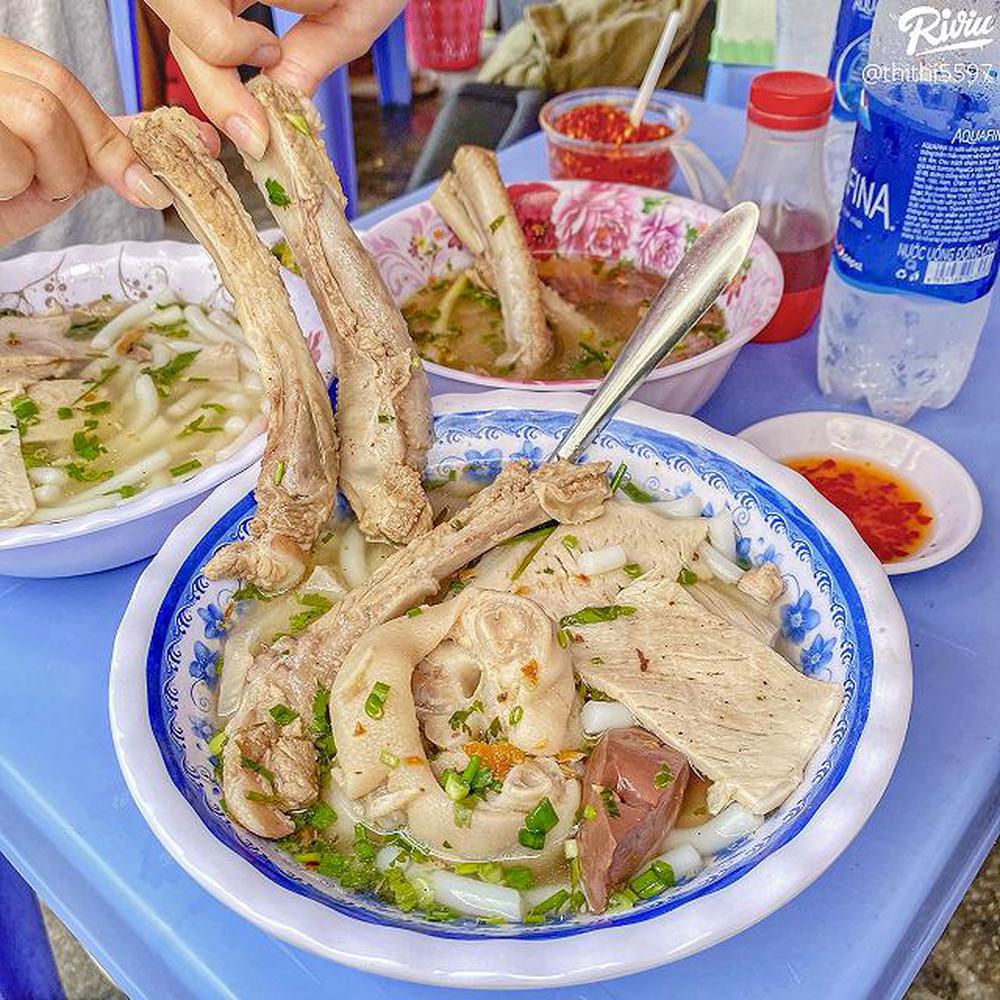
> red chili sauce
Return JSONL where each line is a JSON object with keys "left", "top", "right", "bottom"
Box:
{"left": 550, "top": 103, "right": 676, "bottom": 189}
{"left": 787, "top": 455, "right": 933, "bottom": 563}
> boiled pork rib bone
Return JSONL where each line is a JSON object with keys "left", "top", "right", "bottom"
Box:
{"left": 130, "top": 109, "right": 339, "bottom": 593}
{"left": 220, "top": 458, "right": 610, "bottom": 838}
{"left": 431, "top": 146, "right": 559, "bottom": 377}
{"left": 243, "top": 77, "right": 432, "bottom": 545}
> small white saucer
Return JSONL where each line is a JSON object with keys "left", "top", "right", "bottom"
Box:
{"left": 738, "top": 411, "right": 983, "bottom": 575}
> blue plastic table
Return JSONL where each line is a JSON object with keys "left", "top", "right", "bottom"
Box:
{"left": 1, "top": 94, "right": 997, "bottom": 1000}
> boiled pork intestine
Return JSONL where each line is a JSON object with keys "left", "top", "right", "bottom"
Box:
{"left": 330, "top": 590, "right": 580, "bottom": 863}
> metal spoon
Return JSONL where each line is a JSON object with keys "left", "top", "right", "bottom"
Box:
{"left": 548, "top": 201, "right": 760, "bottom": 463}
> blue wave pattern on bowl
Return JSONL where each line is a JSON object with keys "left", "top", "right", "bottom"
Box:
{"left": 147, "top": 409, "right": 872, "bottom": 939}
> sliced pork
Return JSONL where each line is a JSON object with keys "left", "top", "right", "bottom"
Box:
{"left": 243, "top": 77, "right": 433, "bottom": 545}
{"left": 130, "top": 108, "right": 339, "bottom": 594}
{"left": 578, "top": 727, "right": 690, "bottom": 911}
{"left": 222, "top": 459, "right": 610, "bottom": 837}
{"left": 572, "top": 579, "right": 843, "bottom": 815}
{"left": 0, "top": 313, "right": 85, "bottom": 380}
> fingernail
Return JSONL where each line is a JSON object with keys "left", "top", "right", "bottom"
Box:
{"left": 224, "top": 114, "right": 267, "bottom": 161}
{"left": 123, "top": 163, "right": 173, "bottom": 210}
{"left": 248, "top": 43, "right": 281, "bottom": 66}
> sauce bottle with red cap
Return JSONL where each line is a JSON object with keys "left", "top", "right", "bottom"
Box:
{"left": 729, "top": 71, "right": 837, "bottom": 342}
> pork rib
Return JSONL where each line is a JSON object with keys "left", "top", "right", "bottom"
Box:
{"left": 432, "top": 146, "right": 553, "bottom": 376}
{"left": 221, "top": 459, "right": 610, "bottom": 837}
{"left": 130, "top": 109, "right": 339, "bottom": 593}
{"left": 242, "top": 77, "right": 433, "bottom": 545}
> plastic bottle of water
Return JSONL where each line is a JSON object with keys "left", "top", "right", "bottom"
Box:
{"left": 825, "top": 0, "right": 878, "bottom": 202}
{"left": 817, "top": 0, "right": 1000, "bottom": 422}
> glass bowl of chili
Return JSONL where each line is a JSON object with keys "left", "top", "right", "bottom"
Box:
{"left": 539, "top": 87, "right": 691, "bottom": 190}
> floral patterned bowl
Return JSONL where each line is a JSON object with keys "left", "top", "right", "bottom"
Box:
{"left": 360, "top": 181, "right": 784, "bottom": 413}
{"left": 109, "top": 391, "right": 911, "bottom": 988}
{"left": 0, "top": 240, "right": 330, "bottom": 577}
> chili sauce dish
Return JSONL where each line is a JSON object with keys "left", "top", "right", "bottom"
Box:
{"left": 0, "top": 240, "right": 329, "bottom": 577}
{"left": 738, "top": 411, "right": 982, "bottom": 575}
{"left": 110, "top": 392, "right": 911, "bottom": 987}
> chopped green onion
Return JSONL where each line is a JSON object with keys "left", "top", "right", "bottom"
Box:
{"left": 564, "top": 839, "right": 578, "bottom": 859}
{"left": 501, "top": 523, "right": 557, "bottom": 546}
{"left": 623, "top": 562, "right": 643, "bottom": 579}
{"left": 599, "top": 787, "right": 621, "bottom": 818}
{"left": 288, "top": 592, "right": 332, "bottom": 633}
{"left": 177, "top": 415, "right": 223, "bottom": 438}
{"left": 524, "top": 796, "right": 558, "bottom": 834}
{"left": 377, "top": 413, "right": 395, "bottom": 423}
{"left": 559, "top": 605, "right": 636, "bottom": 628}
{"left": 405, "top": 607, "right": 423, "bottom": 617}
{"left": 443, "top": 770, "right": 470, "bottom": 801}
{"left": 380, "top": 748, "right": 400, "bottom": 769}
{"left": 478, "top": 862, "right": 503, "bottom": 883}
{"left": 265, "top": 177, "right": 291, "bottom": 206}
{"left": 170, "top": 459, "right": 202, "bottom": 477}
{"left": 57, "top": 407, "right": 74, "bottom": 420}
{"left": 244, "top": 790, "right": 281, "bottom": 805}
{"left": 489, "top": 214, "right": 506, "bottom": 233}
{"left": 72, "top": 364, "right": 119, "bottom": 404}
{"left": 508, "top": 705, "right": 524, "bottom": 726}
{"left": 448, "top": 699, "right": 483, "bottom": 733}
{"left": 501, "top": 866, "right": 535, "bottom": 890}
{"left": 453, "top": 802, "right": 473, "bottom": 828}
{"left": 528, "top": 889, "right": 569, "bottom": 917}
{"left": 561, "top": 534, "right": 579, "bottom": 552}
{"left": 517, "top": 827, "right": 545, "bottom": 850}
{"left": 461, "top": 755, "right": 481, "bottom": 785}
{"left": 285, "top": 111, "right": 311, "bottom": 136}
{"left": 510, "top": 525, "right": 556, "bottom": 581}
{"left": 364, "top": 680, "right": 390, "bottom": 719}
{"left": 207, "top": 730, "right": 227, "bottom": 756}
{"left": 103, "top": 484, "right": 141, "bottom": 499}
{"left": 557, "top": 628, "right": 572, "bottom": 648}
{"left": 201, "top": 401, "right": 227, "bottom": 414}
{"left": 609, "top": 462, "right": 628, "bottom": 493}
{"left": 272, "top": 460, "right": 286, "bottom": 485}
{"left": 307, "top": 801, "right": 336, "bottom": 830}
{"left": 241, "top": 755, "right": 276, "bottom": 786}
{"left": 582, "top": 803, "right": 597, "bottom": 821}
{"left": 145, "top": 351, "right": 199, "bottom": 397}
{"left": 83, "top": 400, "right": 112, "bottom": 415}
{"left": 629, "top": 868, "right": 664, "bottom": 899}
{"left": 269, "top": 704, "right": 299, "bottom": 726}
{"left": 677, "top": 567, "right": 698, "bottom": 585}
{"left": 622, "top": 480, "right": 654, "bottom": 503}
{"left": 72, "top": 430, "right": 106, "bottom": 461}
{"left": 66, "top": 463, "right": 112, "bottom": 484}
{"left": 651, "top": 860, "right": 676, "bottom": 886}
{"left": 653, "top": 763, "right": 674, "bottom": 788}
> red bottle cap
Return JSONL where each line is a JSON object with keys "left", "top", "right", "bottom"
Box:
{"left": 747, "top": 71, "right": 834, "bottom": 131}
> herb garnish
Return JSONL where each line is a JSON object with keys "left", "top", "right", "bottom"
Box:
{"left": 146, "top": 351, "right": 199, "bottom": 397}
{"left": 265, "top": 177, "right": 291, "bottom": 206}
{"left": 559, "top": 605, "right": 636, "bottom": 628}
{"left": 269, "top": 704, "right": 299, "bottom": 726}
{"left": 170, "top": 459, "right": 202, "bottom": 477}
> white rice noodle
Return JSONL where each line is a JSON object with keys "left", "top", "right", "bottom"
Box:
{"left": 223, "top": 414, "right": 248, "bottom": 436}
{"left": 374, "top": 845, "right": 405, "bottom": 872}
{"left": 214, "top": 415, "right": 264, "bottom": 463}
{"left": 131, "top": 373, "right": 160, "bottom": 427}
{"left": 29, "top": 489, "right": 138, "bottom": 523}
{"left": 150, "top": 342, "right": 172, "bottom": 369}
{"left": 165, "top": 388, "right": 210, "bottom": 421}
{"left": 338, "top": 522, "right": 369, "bottom": 589}
{"left": 427, "top": 870, "right": 525, "bottom": 922}
{"left": 207, "top": 308, "right": 246, "bottom": 342}
{"left": 221, "top": 391, "right": 252, "bottom": 410}
{"left": 708, "top": 511, "right": 738, "bottom": 562}
{"left": 652, "top": 843, "right": 703, "bottom": 882}
{"left": 74, "top": 448, "right": 172, "bottom": 501}
{"left": 183, "top": 305, "right": 228, "bottom": 344}
{"left": 244, "top": 373, "right": 263, "bottom": 393}
{"left": 577, "top": 544, "right": 627, "bottom": 577}
{"left": 32, "top": 483, "right": 62, "bottom": 506}
{"left": 148, "top": 304, "right": 184, "bottom": 328}
{"left": 661, "top": 803, "right": 763, "bottom": 857}
{"left": 649, "top": 495, "right": 703, "bottom": 519}
{"left": 90, "top": 290, "right": 174, "bottom": 349}
{"left": 28, "top": 466, "right": 68, "bottom": 487}
{"left": 581, "top": 699, "right": 635, "bottom": 735}
{"left": 696, "top": 542, "right": 744, "bottom": 586}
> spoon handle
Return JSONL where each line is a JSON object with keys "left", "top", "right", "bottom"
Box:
{"left": 549, "top": 201, "right": 760, "bottom": 465}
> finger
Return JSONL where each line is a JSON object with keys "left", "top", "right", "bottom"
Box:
{"left": 144, "top": 0, "right": 281, "bottom": 68}
{"left": 113, "top": 114, "right": 222, "bottom": 158}
{"left": 268, "top": 0, "right": 405, "bottom": 94}
{"left": 0, "top": 72, "right": 89, "bottom": 201}
{"left": 170, "top": 33, "right": 269, "bottom": 159}
{"left": 0, "top": 172, "right": 100, "bottom": 246}
{"left": 0, "top": 39, "right": 172, "bottom": 209}
{"left": 0, "top": 118, "right": 35, "bottom": 200}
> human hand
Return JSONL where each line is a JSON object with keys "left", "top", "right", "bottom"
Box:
{"left": 145, "top": 0, "right": 406, "bottom": 159}
{"left": 0, "top": 38, "right": 217, "bottom": 247}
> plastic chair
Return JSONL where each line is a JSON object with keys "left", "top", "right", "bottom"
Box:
{"left": 0, "top": 852, "right": 65, "bottom": 1000}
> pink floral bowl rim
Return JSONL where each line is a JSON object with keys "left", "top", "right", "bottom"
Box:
{"left": 360, "top": 180, "right": 784, "bottom": 390}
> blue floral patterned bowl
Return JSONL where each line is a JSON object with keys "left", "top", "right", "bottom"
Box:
{"left": 109, "top": 392, "right": 911, "bottom": 988}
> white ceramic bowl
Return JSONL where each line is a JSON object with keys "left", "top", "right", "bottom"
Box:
{"left": 359, "top": 180, "right": 783, "bottom": 413}
{"left": 0, "top": 240, "right": 331, "bottom": 577}
{"left": 738, "top": 411, "right": 983, "bottom": 575}
{"left": 110, "top": 391, "right": 911, "bottom": 989}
